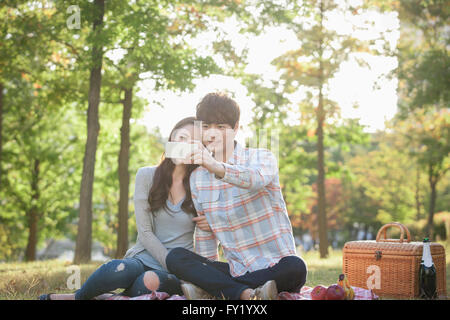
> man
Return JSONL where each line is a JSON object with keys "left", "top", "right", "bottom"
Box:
{"left": 166, "top": 92, "right": 307, "bottom": 300}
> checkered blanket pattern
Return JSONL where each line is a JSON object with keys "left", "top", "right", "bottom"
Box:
{"left": 277, "top": 286, "right": 378, "bottom": 300}
{"left": 106, "top": 286, "right": 378, "bottom": 300}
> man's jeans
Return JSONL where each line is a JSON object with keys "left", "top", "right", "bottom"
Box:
{"left": 166, "top": 247, "right": 308, "bottom": 300}
{"left": 74, "top": 257, "right": 183, "bottom": 300}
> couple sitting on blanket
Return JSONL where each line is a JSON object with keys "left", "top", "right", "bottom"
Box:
{"left": 40, "top": 92, "right": 307, "bottom": 300}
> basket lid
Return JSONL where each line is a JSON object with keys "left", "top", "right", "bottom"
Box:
{"left": 344, "top": 240, "right": 445, "bottom": 256}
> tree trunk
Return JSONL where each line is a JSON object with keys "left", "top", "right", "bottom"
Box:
{"left": 74, "top": 0, "right": 105, "bottom": 264}
{"left": 25, "top": 208, "right": 38, "bottom": 261}
{"left": 317, "top": 90, "right": 328, "bottom": 258}
{"left": 0, "top": 82, "right": 3, "bottom": 190}
{"left": 415, "top": 165, "right": 422, "bottom": 220}
{"left": 116, "top": 87, "right": 132, "bottom": 259}
{"left": 426, "top": 165, "right": 437, "bottom": 239}
{"left": 25, "top": 159, "right": 40, "bottom": 261}
{"left": 317, "top": 0, "right": 329, "bottom": 259}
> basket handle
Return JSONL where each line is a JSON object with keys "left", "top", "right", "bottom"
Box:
{"left": 376, "top": 222, "right": 411, "bottom": 243}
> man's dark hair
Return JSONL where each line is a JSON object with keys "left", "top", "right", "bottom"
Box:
{"left": 196, "top": 92, "right": 240, "bottom": 128}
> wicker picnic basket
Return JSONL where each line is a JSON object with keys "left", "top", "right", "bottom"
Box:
{"left": 343, "top": 222, "right": 447, "bottom": 299}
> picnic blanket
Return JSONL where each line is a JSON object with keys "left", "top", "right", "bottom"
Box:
{"left": 106, "top": 286, "right": 378, "bottom": 300}
{"left": 278, "top": 286, "right": 378, "bottom": 300}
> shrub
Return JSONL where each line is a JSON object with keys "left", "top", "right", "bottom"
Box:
{"left": 405, "top": 211, "right": 449, "bottom": 241}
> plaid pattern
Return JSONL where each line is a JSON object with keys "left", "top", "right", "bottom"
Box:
{"left": 190, "top": 142, "right": 297, "bottom": 277}
{"left": 105, "top": 286, "right": 378, "bottom": 300}
{"left": 106, "top": 292, "right": 185, "bottom": 300}
{"left": 278, "top": 286, "right": 379, "bottom": 300}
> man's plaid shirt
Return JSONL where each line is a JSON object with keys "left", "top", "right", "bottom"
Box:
{"left": 190, "top": 141, "right": 297, "bottom": 277}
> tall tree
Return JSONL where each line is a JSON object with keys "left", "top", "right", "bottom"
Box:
{"left": 393, "top": 0, "right": 449, "bottom": 238}
{"left": 270, "top": 0, "right": 381, "bottom": 257}
{"left": 74, "top": 0, "right": 106, "bottom": 264}
{"left": 116, "top": 87, "right": 132, "bottom": 258}
{"left": 101, "top": 1, "right": 220, "bottom": 258}
{"left": 0, "top": 82, "right": 3, "bottom": 190}
{"left": 395, "top": 109, "right": 450, "bottom": 239}
{"left": 0, "top": 0, "right": 82, "bottom": 261}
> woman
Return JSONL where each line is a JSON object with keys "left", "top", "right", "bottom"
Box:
{"left": 39, "top": 117, "right": 209, "bottom": 300}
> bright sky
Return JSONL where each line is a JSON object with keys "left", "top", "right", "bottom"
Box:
{"left": 135, "top": 6, "right": 400, "bottom": 144}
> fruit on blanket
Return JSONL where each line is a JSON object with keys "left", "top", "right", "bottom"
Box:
{"left": 311, "top": 285, "right": 328, "bottom": 300}
{"left": 338, "top": 274, "right": 355, "bottom": 300}
{"left": 326, "top": 284, "right": 345, "bottom": 300}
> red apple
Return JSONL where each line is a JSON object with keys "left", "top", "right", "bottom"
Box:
{"left": 326, "top": 284, "right": 345, "bottom": 300}
{"left": 311, "top": 285, "right": 328, "bottom": 300}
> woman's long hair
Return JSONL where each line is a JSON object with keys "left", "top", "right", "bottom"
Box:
{"left": 148, "top": 117, "right": 199, "bottom": 216}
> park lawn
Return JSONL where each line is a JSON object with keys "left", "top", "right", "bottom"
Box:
{"left": 301, "top": 248, "right": 345, "bottom": 288}
{"left": 0, "top": 259, "right": 104, "bottom": 300}
{"left": 0, "top": 243, "right": 449, "bottom": 300}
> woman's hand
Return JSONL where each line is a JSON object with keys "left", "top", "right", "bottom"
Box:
{"left": 192, "top": 214, "right": 212, "bottom": 232}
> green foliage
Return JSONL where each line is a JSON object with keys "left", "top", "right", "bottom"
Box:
{"left": 398, "top": 109, "right": 450, "bottom": 181}
{"left": 0, "top": 1, "right": 86, "bottom": 260}
{"left": 402, "top": 49, "right": 449, "bottom": 107}
{"left": 347, "top": 136, "right": 417, "bottom": 225}
{"left": 1, "top": 94, "right": 83, "bottom": 260}
{"left": 395, "top": 0, "right": 449, "bottom": 115}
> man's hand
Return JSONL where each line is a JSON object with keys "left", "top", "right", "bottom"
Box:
{"left": 192, "top": 215, "right": 212, "bottom": 232}
{"left": 185, "top": 140, "right": 225, "bottom": 178}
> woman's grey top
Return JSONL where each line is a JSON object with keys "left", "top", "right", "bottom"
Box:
{"left": 123, "top": 166, "right": 195, "bottom": 271}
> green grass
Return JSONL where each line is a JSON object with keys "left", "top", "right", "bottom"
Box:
{"left": 0, "top": 243, "right": 448, "bottom": 300}
{"left": 0, "top": 259, "right": 103, "bottom": 300}
{"left": 300, "top": 247, "right": 344, "bottom": 288}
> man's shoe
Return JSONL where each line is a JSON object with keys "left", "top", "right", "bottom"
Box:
{"left": 181, "top": 282, "right": 213, "bottom": 300}
{"left": 252, "top": 280, "right": 278, "bottom": 300}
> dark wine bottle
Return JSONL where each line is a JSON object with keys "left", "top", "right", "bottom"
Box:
{"left": 419, "top": 238, "right": 437, "bottom": 299}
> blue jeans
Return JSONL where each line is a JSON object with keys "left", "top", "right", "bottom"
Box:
{"left": 166, "top": 247, "right": 308, "bottom": 300}
{"left": 74, "top": 257, "right": 183, "bottom": 300}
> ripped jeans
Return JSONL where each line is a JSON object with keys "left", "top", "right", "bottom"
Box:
{"left": 74, "top": 257, "right": 183, "bottom": 300}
